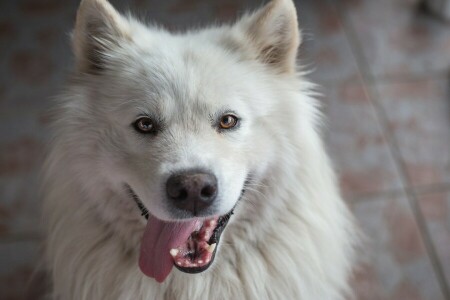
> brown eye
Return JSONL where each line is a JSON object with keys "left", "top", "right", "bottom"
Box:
{"left": 219, "top": 114, "right": 239, "bottom": 130}
{"left": 134, "top": 117, "right": 155, "bottom": 133}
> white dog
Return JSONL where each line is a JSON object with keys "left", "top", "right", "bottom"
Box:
{"left": 42, "top": 0, "right": 357, "bottom": 298}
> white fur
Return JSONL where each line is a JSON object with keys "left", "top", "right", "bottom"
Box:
{"left": 42, "top": 0, "right": 357, "bottom": 299}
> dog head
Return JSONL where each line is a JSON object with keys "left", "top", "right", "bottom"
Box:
{"left": 69, "top": 0, "right": 301, "bottom": 282}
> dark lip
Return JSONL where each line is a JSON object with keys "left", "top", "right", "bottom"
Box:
{"left": 127, "top": 186, "right": 150, "bottom": 220}
{"left": 125, "top": 179, "right": 247, "bottom": 274}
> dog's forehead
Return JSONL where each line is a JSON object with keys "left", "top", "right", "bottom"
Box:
{"left": 129, "top": 39, "right": 247, "bottom": 115}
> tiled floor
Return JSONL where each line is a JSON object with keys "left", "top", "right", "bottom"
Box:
{"left": 0, "top": 0, "right": 449, "bottom": 299}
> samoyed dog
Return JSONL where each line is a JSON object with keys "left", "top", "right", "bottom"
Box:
{"left": 42, "top": 0, "right": 357, "bottom": 299}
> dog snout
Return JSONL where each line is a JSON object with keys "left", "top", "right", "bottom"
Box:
{"left": 166, "top": 170, "right": 218, "bottom": 216}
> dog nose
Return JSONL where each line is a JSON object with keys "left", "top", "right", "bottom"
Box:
{"left": 166, "top": 171, "right": 218, "bottom": 216}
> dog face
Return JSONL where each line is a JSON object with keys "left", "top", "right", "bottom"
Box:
{"left": 72, "top": 0, "right": 300, "bottom": 222}
{"left": 99, "top": 50, "right": 264, "bottom": 220}
{"left": 66, "top": 0, "right": 301, "bottom": 281}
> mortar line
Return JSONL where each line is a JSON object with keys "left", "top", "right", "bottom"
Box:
{"left": 0, "top": 233, "right": 42, "bottom": 243}
{"left": 349, "top": 183, "right": 450, "bottom": 203}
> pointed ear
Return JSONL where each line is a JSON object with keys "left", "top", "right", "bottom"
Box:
{"left": 72, "top": 0, "right": 131, "bottom": 74}
{"left": 237, "top": 0, "right": 300, "bottom": 74}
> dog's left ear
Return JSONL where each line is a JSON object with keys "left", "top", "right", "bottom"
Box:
{"left": 236, "top": 0, "right": 300, "bottom": 74}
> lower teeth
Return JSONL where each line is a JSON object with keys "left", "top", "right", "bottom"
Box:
{"left": 206, "top": 243, "right": 216, "bottom": 253}
{"left": 171, "top": 242, "right": 217, "bottom": 267}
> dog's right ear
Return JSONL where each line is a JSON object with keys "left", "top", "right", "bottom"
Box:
{"left": 72, "top": 0, "right": 130, "bottom": 74}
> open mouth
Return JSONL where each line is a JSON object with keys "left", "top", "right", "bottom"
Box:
{"left": 126, "top": 185, "right": 237, "bottom": 282}
{"left": 171, "top": 210, "right": 233, "bottom": 273}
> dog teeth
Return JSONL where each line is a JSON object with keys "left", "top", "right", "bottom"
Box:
{"left": 198, "top": 260, "right": 203, "bottom": 264}
{"left": 207, "top": 243, "right": 216, "bottom": 253}
{"left": 170, "top": 249, "right": 179, "bottom": 257}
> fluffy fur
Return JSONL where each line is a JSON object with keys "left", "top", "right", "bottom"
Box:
{"left": 42, "top": 0, "right": 357, "bottom": 299}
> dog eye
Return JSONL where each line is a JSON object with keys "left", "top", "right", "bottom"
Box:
{"left": 134, "top": 117, "right": 155, "bottom": 134}
{"left": 219, "top": 114, "right": 239, "bottom": 130}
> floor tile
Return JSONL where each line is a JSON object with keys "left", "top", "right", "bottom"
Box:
{"left": 0, "top": 173, "right": 42, "bottom": 238}
{"left": 0, "top": 111, "right": 47, "bottom": 238}
{"left": 351, "top": 193, "right": 445, "bottom": 299}
{"left": 322, "top": 82, "right": 403, "bottom": 199}
{"left": 376, "top": 78, "right": 450, "bottom": 188}
{"left": 0, "top": 240, "right": 45, "bottom": 300}
{"left": 417, "top": 189, "right": 450, "bottom": 287}
{"left": 295, "top": 0, "right": 359, "bottom": 85}
{"left": 0, "top": 0, "right": 76, "bottom": 115}
{"left": 341, "top": 0, "right": 450, "bottom": 79}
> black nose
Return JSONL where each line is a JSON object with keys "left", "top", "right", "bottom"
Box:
{"left": 166, "top": 170, "right": 218, "bottom": 216}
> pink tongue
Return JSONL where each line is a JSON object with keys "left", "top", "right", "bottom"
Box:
{"left": 139, "top": 214, "right": 198, "bottom": 283}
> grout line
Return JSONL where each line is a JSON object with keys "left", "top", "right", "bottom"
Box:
{"left": 315, "top": 70, "right": 448, "bottom": 88}
{"left": 414, "top": 183, "right": 450, "bottom": 196}
{"left": 0, "top": 233, "right": 42, "bottom": 243}
{"left": 330, "top": 2, "right": 450, "bottom": 297}
{"left": 349, "top": 188, "right": 407, "bottom": 203}
{"left": 371, "top": 71, "right": 449, "bottom": 84}
{"left": 349, "top": 183, "right": 450, "bottom": 203}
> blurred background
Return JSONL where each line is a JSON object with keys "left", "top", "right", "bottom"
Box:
{"left": 0, "top": 0, "right": 449, "bottom": 299}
